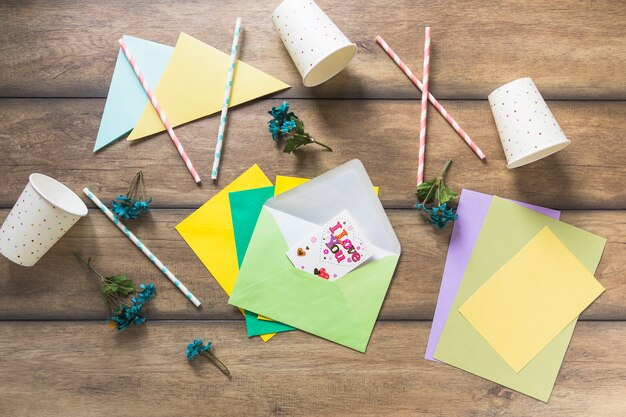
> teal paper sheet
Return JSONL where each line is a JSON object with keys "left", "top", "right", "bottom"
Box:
{"left": 229, "top": 186, "right": 295, "bottom": 336}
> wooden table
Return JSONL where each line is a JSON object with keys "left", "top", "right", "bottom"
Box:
{"left": 1, "top": 1, "right": 625, "bottom": 415}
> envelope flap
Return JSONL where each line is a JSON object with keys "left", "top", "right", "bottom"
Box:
{"left": 265, "top": 160, "right": 400, "bottom": 255}
{"left": 335, "top": 256, "right": 399, "bottom": 332}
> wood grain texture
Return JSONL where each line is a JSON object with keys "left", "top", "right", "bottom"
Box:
{"left": 1, "top": 208, "right": 623, "bottom": 321}
{"left": 0, "top": 321, "right": 624, "bottom": 417}
{"left": 1, "top": 98, "right": 624, "bottom": 209}
{"left": 1, "top": 1, "right": 625, "bottom": 414}
{"left": 0, "top": 1, "right": 625, "bottom": 99}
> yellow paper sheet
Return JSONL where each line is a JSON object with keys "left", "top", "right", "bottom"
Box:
{"left": 275, "top": 176, "right": 379, "bottom": 196}
{"left": 459, "top": 226, "right": 605, "bottom": 373}
{"left": 129, "top": 33, "right": 290, "bottom": 140}
{"left": 175, "top": 165, "right": 276, "bottom": 341}
{"left": 274, "top": 176, "right": 310, "bottom": 195}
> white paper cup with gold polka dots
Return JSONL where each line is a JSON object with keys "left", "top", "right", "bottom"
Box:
{"left": 272, "top": 0, "right": 357, "bottom": 87}
{"left": 0, "top": 174, "right": 88, "bottom": 267}
{"left": 488, "top": 77, "right": 571, "bottom": 169}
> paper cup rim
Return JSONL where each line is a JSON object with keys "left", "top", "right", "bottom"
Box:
{"left": 506, "top": 139, "right": 571, "bottom": 169}
{"left": 301, "top": 43, "right": 357, "bottom": 87}
{"left": 488, "top": 77, "right": 535, "bottom": 101}
{"left": 28, "top": 173, "right": 88, "bottom": 217}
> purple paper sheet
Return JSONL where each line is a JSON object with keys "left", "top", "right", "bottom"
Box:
{"left": 424, "top": 189, "right": 561, "bottom": 361}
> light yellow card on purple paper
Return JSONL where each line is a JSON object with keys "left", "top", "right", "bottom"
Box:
{"left": 459, "top": 227, "right": 604, "bottom": 373}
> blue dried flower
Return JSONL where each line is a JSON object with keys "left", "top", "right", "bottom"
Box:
{"left": 415, "top": 203, "right": 458, "bottom": 229}
{"left": 112, "top": 195, "right": 136, "bottom": 219}
{"left": 111, "top": 197, "right": 152, "bottom": 220}
{"left": 280, "top": 120, "right": 296, "bottom": 133}
{"left": 111, "top": 172, "right": 152, "bottom": 220}
{"left": 185, "top": 339, "right": 214, "bottom": 361}
{"left": 186, "top": 339, "right": 204, "bottom": 360}
{"left": 108, "top": 303, "right": 145, "bottom": 331}
{"left": 429, "top": 203, "right": 457, "bottom": 228}
{"left": 268, "top": 120, "right": 281, "bottom": 140}
{"left": 268, "top": 101, "right": 295, "bottom": 125}
{"left": 184, "top": 339, "right": 230, "bottom": 378}
{"left": 266, "top": 101, "right": 330, "bottom": 153}
{"left": 268, "top": 101, "right": 298, "bottom": 141}
{"left": 107, "top": 282, "right": 155, "bottom": 331}
{"left": 114, "top": 195, "right": 132, "bottom": 206}
{"left": 133, "top": 198, "right": 152, "bottom": 214}
{"left": 133, "top": 283, "right": 156, "bottom": 305}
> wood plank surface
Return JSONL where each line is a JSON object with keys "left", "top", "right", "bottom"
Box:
{"left": 0, "top": 321, "right": 624, "bottom": 417}
{"left": 1, "top": 208, "right": 623, "bottom": 321}
{"left": 1, "top": 98, "right": 624, "bottom": 209}
{"left": 1, "top": 0, "right": 625, "bottom": 414}
{"left": 1, "top": 1, "right": 625, "bottom": 99}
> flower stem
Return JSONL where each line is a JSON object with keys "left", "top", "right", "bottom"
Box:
{"left": 74, "top": 253, "right": 105, "bottom": 280}
{"left": 310, "top": 138, "right": 333, "bottom": 152}
{"left": 437, "top": 159, "right": 453, "bottom": 206}
{"left": 202, "top": 350, "right": 232, "bottom": 379}
{"left": 126, "top": 171, "right": 146, "bottom": 203}
{"left": 75, "top": 253, "right": 129, "bottom": 310}
{"left": 421, "top": 160, "right": 453, "bottom": 205}
{"left": 440, "top": 159, "right": 453, "bottom": 179}
{"left": 422, "top": 180, "right": 437, "bottom": 205}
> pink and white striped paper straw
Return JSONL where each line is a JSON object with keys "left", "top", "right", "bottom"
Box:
{"left": 376, "top": 35, "right": 486, "bottom": 160}
{"left": 417, "top": 27, "right": 431, "bottom": 185}
{"left": 118, "top": 39, "right": 202, "bottom": 184}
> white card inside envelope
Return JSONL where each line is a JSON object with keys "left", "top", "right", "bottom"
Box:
{"left": 286, "top": 210, "right": 374, "bottom": 281}
{"left": 267, "top": 160, "right": 399, "bottom": 259}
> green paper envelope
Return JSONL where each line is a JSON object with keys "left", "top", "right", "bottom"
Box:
{"left": 229, "top": 160, "right": 401, "bottom": 352}
{"left": 228, "top": 186, "right": 295, "bottom": 336}
{"left": 434, "top": 197, "right": 606, "bottom": 402}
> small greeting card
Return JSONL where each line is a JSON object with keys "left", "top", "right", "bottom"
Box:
{"left": 286, "top": 210, "right": 373, "bottom": 281}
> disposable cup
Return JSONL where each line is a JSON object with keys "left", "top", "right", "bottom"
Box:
{"left": 488, "top": 77, "right": 571, "bottom": 169}
{"left": 272, "top": 0, "right": 357, "bottom": 87}
{"left": 0, "top": 174, "right": 88, "bottom": 266}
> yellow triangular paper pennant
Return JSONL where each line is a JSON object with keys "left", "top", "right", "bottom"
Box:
{"left": 128, "top": 32, "right": 290, "bottom": 140}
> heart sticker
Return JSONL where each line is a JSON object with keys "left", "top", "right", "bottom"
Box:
{"left": 314, "top": 267, "right": 329, "bottom": 279}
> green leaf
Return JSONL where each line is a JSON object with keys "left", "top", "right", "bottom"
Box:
{"left": 293, "top": 118, "right": 305, "bottom": 135}
{"left": 283, "top": 135, "right": 312, "bottom": 153}
{"left": 416, "top": 178, "right": 437, "bottom": 203}
{"left": 102, "top": 275, "right": 137, "bottom": 297}
{"left": 438, "top": 183, "right": 459, "bottom": 204}
{"left": 117, "top": 288, "right": 132, "bottom": 297}
{"left": 112, "top": 274, "right": 135, "bottom": 287}
{"left": 102, "top": 283, "right": 118, "bottom": 296}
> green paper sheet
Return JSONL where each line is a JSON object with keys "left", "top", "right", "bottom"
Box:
{"left": 434, "top": 197, "right": 606, "bottom": 402}
{"left": 229, "top": 186, "right": 295, "bottom": 337}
